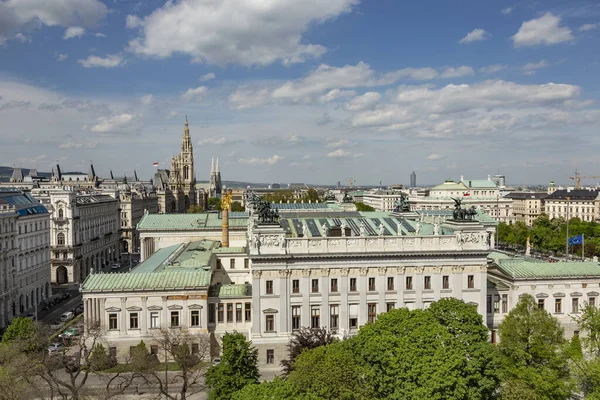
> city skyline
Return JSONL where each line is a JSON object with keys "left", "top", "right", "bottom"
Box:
{"left": 1, "top": 0, "right": 600, "bottom": 185}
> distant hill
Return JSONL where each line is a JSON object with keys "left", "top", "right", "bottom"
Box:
{"left": 0, "top": 166, "right": 52, "bottom": 182}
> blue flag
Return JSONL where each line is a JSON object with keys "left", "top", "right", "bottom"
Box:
{"left": 569, "top": 234, "right": 583, "bottom": 246}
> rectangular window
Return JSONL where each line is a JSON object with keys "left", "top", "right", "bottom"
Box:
{"left": 555, "top": 298, "right": 562, "bottom": 313}
{"left": 170, "top": 311, "right": 180, "bottom": 327}
{"left": 311, "top": 306, "right": 320, "bottom": 328}
{"left": 230, "top": 259, "right": 235, "bottom": 269}
{"left": 368, "top": 303, "right": 377, "bottom": 323}
{"left": 350, "top": 278, "right": 357, "bottom": 292}
{"left": 129, "top": 312, "right": 138, "bottom": 329}
{"left": 266, "top": 349, "right": 274, "bottom": 364}
{"left": 406, "top": 276, "right": 413, "bottom": 290}
{"left": 330, "top": 278, "right": 338, "bottom": 292}
{"left": 291, "top": 306, "right": 301, "bottom": 330}
{"left": 349, "top": 317, "right": 358, "bottom": 329}
{"left": 150, "top": 311, "right": 159, "bottom": 329}
{"left": 109, "top": 347, "right": 117, "bottom": 358}
{"left": 502, "top": 295, "right": 508, "bottom": 313}
{"left": 493, "top": 295, "right": 500, "bottom": 313}
{"left": 265, "top": 315, "right": 274, "bottom": 332}
{"left": 109, "top": 313, "right": 118, "bottom": 330}
{"left": 191, "top": 343, "right": 199, "bottom": 354}
{"left": 467, "top": 275, "right": 474, "bottom": 289}
{"left": 209, "top": 304, "right": 216, "bottom": 323}
{"left": 191, "top": 310, "right": 200, "bottom": 327}
{"left": 387, "top": 277, "right": 394, "bottom": 291}
{"left": 591, "top": 297, "right": 596, "bottom": 308}
{"left": 311, "top": 279, "right": 319, "bottom": 293}
{"left": 330, "top": 305, "right": 339, "bottom": 330}
{"left": 424, "top": 276, "right": 431, "bottom": 290}
{"left": 244, "top": 259, "right": 249, "bottom": 269}
{"left": 227, "top": 303, "right": 233, "bottom": 323}
{"left": 245, "top": 302, "right": 251, "bottom": 321}
{"left": 442, "top": 276, "right": 449, "bottom": 289}
{"left": 217, "top": 304, "right": 224, "bottom": 323}
{"left": 538, "top": 299, "right": 545, "bottom": 310}
{"left": 292, "top": 279, "right": 300, "bottom": 294}
{"left": 368, "top": 277, "right": 376, "bottom": 291}
{"left": 266, "top": 280, "right": 273, "bottom": 295}
{"left": 487, "top": 295, "right": 492, "bottom": 313}
{"left": 236, "top": 303, "right": 243, "bottom": 322}
{"left": 572, "top": 298, "right": 579, "bottom": 314}
{"left": 217, "top": 260, "right": 222, "bottom": 269}
{"left": 386, "top": 302, "right": 395, "bottom": 312}
{"left": 150, "top": 345, "right": 158, "bottom": 356}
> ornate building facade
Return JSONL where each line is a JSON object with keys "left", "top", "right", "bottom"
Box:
{"left": 208, "top": 156, "right": 222, "bottom": 198}
{"left": 156, "top": 119, "right": 197, "bottom": 213}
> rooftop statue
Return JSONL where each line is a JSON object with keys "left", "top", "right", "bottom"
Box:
{"left": 393, "top": 193, "right": 411, "bottom": 212}
{"left": 451, "top": 198, "right": 477, "bottom": 221}
{"left": 342, "top": 191, "right": 352, "bottom": 203}
{"left": 247, "top": 194, "right": 279, "bottom": 224}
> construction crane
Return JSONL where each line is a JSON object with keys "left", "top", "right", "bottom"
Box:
{"left": 569, "top": 170, "right": 600, "bottom": 189}
{"left": 348, "top": 178, "right": 356, "bottom": 188}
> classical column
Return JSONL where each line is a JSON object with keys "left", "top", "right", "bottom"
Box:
{"left": 278, "top": 270, "right": 290, "bottom": 334}
{"left": 301, "top": 269, "right": 311, "bottom": 328}
{"left": 251, "top": 271, "right": 261, "bottom": 336}
{"left": 339, "top": 268, "right": 349, "bottom": 333}
{"left": 120, "top": 297, "right": 127, "bottom": 334}
{"left": 141, "top": 296, "right": 148, "bottom": 334}
{"left": 359, "top": 267, "right": 368, "bottom": 325}
{"left": 377, "top": 267, "right": 386, "bottom": 313}
{"left": 162, "top": 296, "right": 168, "bottom": 328}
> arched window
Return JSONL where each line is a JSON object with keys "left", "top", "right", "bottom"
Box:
{"left": 57, "top": 233, "right": 65, "bottom": 246}
{"left": 183, "top": 166, "right": 189, "bottom": 180}
{"left": 58, "top": 208, "right": 64, "bottom": 218}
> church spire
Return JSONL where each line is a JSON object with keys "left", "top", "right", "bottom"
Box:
{"left": 211, "top": 156, "right": 215, "bottom": 173}
{"left": 216, "top": 156, "right": 219, "bottom": 173}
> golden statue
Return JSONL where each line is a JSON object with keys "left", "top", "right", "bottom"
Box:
{"left": 221, "top": 189, "right": 233, "bottom": 211}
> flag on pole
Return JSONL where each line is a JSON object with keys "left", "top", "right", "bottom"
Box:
{"left": 153, "top": 162, "right": 159, "bottom": 167}
{"left": 463, "top": 190, "right": 470, "bottom": 197}
{"left": 568, "top": 234, "right": 583, "bottom": 246}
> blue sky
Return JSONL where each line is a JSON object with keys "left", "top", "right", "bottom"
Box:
{"left": 1, "top": 0, "right": 599, "bottom": 186}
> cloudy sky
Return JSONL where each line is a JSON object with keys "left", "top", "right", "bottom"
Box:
{"left": 0, "top": 0, "right": 599, "bottom": 186}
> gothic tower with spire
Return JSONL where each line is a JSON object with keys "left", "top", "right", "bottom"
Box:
{"left": 167, "top": 118, "right": 196, "bottom": 212}
{"left": 209, "top": 156, "right": 222, "bottom": 198}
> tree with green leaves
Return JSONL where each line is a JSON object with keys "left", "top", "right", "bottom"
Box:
{"left": 232, "top": 377, "right": 320, "bottom": 400}
{"left": 187, "top": 205, "right": 205, "bottom": 213}
{"left": 1, "top": 317, "right": 36, "bottom": 344}
{"left": 572, "top": 303, "right": 600, "bottom": 398}
{"left": 207, "top": 197, "right": 222, "bottom": 211}
{"left": 231, "top": 201, "right": 245, "bottom": 212}
{"left": 205, "top": 332, "right": 259, "bottom": 400}
{"left": 354, "top": 202, "right": 375, "bottom": 211}
{"left": 497, "top": 294, "right": 573, "bottom": 399}
{"left": 281, "top": 326, "right": 336, "bottom": 376}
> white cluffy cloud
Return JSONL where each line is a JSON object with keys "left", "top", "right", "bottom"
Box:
{"left": 238, "top": 155, "right": 282, "bottom": 165}
{"left": 512, "top": 13, "right": 574, "bottom": 47}
{"left": 59, "top": 140, "right": 98, "bottom": 149}
{"left": 140, "top": 94, "right": 153, "bottom": 105}
{"left": 182, "top": 86, "right": 208, "bottom": 101}
{"left": 126, "top": 0, "right": 358, "bottom": 66}
{"left": 200, "top": 72, "right": 216, "bottom": 82}
{"left": 426, "top": 153, "right": 444, "bottom": 160}
{"left": 343, "top": 92, "right": 381, "bottom": 111}
{"left": 579, "top": 23, "right": 599, "bottom": 32}
{"left": 459, "top": 29, "right": 488, "bottom": 44}
{"left": 56, "top": 53, "right": 69, "bottom": 62}
{"left": 78, "top": 54, "right": 125, "bottom": 68}
{"left": 501, "top": 7, "right": 514, "bottom": 15}
{"left": 479, "top": 64, "right": 507, "bottom": 74}
{"left": 198, "top": 137, "right": 229, "bottom": 145}
{"left": 91, "top": 113, "right": 139, "bottom": 133}
{"left": 229, "top": 62, "right": 477, "bottom": 109}
{"left": 522, "top": 60, "right": 548, "bottom": 75}
{"left": 0, "top": 0, "right": 108, "bottom": 43}
{"left": 64, "top": 26, "right": 85, "bottom": 39}
{"left": 326, "top": 149, "right": 363, "bottom": 158}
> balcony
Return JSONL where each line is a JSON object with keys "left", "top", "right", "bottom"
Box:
{"left": 51, "top": 258, "right": 73, "bottom": 265}
{"left": 51, "top": 217, "right": 68, "bottom": 223}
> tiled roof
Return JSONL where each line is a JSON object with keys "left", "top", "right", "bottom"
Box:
{"left": 131, "top": 244, "right": 181, "bottom": 273}
{"left": 212, "top": 247, "right": 246, "bottom": 254}
{"left": 0, "top": 190, "right": 48, "bottom": 215}
{"left": 461, "top": 179, "right": 498, "bottom": 189}
{"left": 545, "top": 189, "right": 600, "bottom": 201}
{"left": 431, "top": 181, "right": 468, "bottom": 191}
{"left": 495, "top": 259, "right": 600, "bottom": 279}
{"left": 504, "top": 192, "right": 547, "bottom": 200}
{"left": 487, "top": 251, "right": 513, "bottom": 261}
{"left": 81, "top": 270, "right": 212, "bottom": 292}
{"left": 137, "top": 213, "right": 248, "bottom": 231}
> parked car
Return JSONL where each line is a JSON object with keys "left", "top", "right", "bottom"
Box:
{"left": 48, "top": 343, "right": 65, "bottom": 355}
{"left": 58, "top": 292, "right": 71, "bottom": 301}
{"left": 212, "top": 358, "right": 221, "bottom": 366}
{"left": 111, "top": 263, "right": 120, "bottom": 270}
{"left": 72, "top": 304, "right": 84, "bottom": 315}
{"left": 60, "top": 311, "right": 74, "bottom": 322}
{"left": 59, "top": 326, "right": 82, "bottom": 339}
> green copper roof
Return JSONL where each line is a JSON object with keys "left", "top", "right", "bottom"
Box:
{"left": 132, "top": 244, "right": 181, "bottom": 273}
{"left": 487, "top": 251, "right": 513, "bottom": 261}
{"left": 134, "top": 240, "right": 218, "bottom": 273}
{"left": 431, "top": 181, "right": 467, "bottom": 191}
{"left": 137, "top": 213, "right": 248, "bottom": 231}
{"left": 461, "top": 179, "right": 498, "bottom": 189}
{"left": 496, "top": 259, "right": 600, "bottom": 279}
{"left": 81, "top": 270, "right": 212, "bottom": 292}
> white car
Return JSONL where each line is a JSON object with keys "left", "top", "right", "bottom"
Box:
{"left": 111, "top": 263, "right": 120, "bottom": 270}
{"left": 48, "top": 343, "right": 65, "bottom": 355}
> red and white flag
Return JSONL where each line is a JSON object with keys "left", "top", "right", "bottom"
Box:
{"left": 463, "top": 190, "right": 470, "bottom": 197}
{"left": 153, "top": 162, "right": 159, "bottom": 167}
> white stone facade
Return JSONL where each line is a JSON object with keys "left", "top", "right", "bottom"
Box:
{"left": 362, "top": 190, "right": 405, "bottom": 211}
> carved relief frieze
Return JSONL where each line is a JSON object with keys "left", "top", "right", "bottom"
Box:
{"left": 309, "top": 240, "right": 322, "bottom": 248}
{"left": 384, "top": 238, "right": 397, "bottom": 246}
{"left": 377, "top": 267, "right": 387, "bottom": 275}
{"left": 329, "top": 239, "right": 342, "bottom": 246}
{"left": 366, "top": 238, "right": 378, "bottom": 247}
{"left": 360, "top": 266, "right": 369, "bottom": 275}
{"left": 252, "top": 270, "right": 263, "bottom": 278}
{"left": 347, "top": 239, "right": 360, "bottom": 247}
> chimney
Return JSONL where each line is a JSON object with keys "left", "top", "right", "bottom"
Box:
{"left": 221, "top": 188, "right": 233, "bottom": 247}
